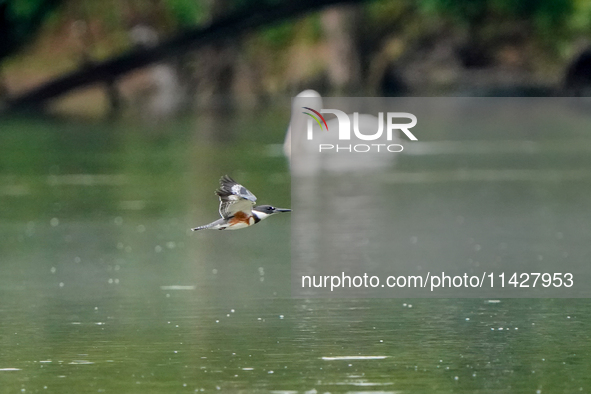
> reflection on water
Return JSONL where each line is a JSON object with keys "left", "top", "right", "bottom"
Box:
{"left": 1, "top": 110, "right": 591, "bottom": 392}
{"left": 291, "top": 99, "right": 591, "bottom": 297}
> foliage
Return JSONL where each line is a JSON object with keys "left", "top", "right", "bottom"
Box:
{"left": 419, "top": 0, "right": 574, "bottom": 32}
{"left": 0, "top": 0, "right": 61, "bottom": 62}
{"left": 0, "top": 0, "right": 585, "bottom": 66}
{"left": 162, "top": 0, "right": 206, "bottom": 27}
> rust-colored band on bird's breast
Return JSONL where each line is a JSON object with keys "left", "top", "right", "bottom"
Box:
{"left": 229, "top": 211, "right": 252, "bottom": 225}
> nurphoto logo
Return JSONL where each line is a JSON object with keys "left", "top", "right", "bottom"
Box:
{"left": 302, "top": 108, "right": 418, "bottom": 153}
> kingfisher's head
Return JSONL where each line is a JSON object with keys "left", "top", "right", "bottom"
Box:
{"left": 252, "top": 205, "right": 291, "bottom": 221}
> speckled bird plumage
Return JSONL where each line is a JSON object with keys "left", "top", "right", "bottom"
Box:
{"left": 191, "top": 175, "right": 291, "bottom": 231}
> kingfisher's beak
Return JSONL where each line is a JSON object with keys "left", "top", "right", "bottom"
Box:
{"left": 276, "top": 208, "right": 292, "bottom": 213}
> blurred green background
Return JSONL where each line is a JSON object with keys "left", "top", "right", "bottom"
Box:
{"left": 2, "top": 0, "right": 591, "bottom": 393}
{"left": 3, "top": 0, "right": 591, "bottom": 116}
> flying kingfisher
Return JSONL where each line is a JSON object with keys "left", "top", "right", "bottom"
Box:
{"left": 191, "top": 175, "right": 291, "bottom": 231}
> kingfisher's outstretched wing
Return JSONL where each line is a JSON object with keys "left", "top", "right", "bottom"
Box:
{"left": 216, "top": 175, "right": 257, "bottom": 219}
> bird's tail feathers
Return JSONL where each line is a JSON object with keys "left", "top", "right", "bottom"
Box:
{"left": 191, "top": 220, "right": 222, "bottom": 231}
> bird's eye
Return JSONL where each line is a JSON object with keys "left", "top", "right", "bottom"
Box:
{"left": 269, "top": 206, "right": 275, "bottom": 211}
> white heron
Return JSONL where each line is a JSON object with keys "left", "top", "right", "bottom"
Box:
{"left": 283, "top": 90, "right": 400, "bottom": 175}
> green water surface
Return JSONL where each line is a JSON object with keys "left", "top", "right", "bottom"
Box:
{"left": 1, "top": 109, "right": 590, "bottom": 393}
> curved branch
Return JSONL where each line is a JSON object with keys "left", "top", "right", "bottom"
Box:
{"left": 6, "top": 0, "right": 364, "bottom": 111}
